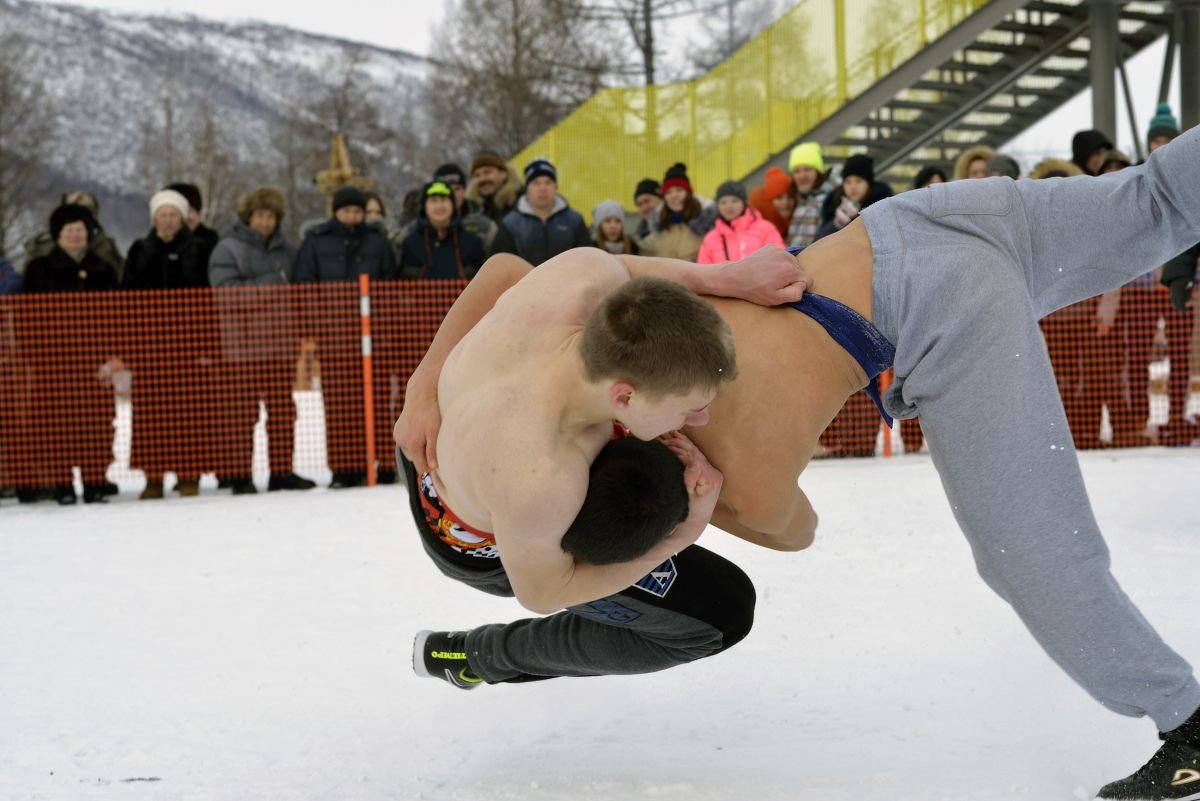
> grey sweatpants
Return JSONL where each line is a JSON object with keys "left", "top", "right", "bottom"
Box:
{"left": 861, "top": 125, "right": 1200, "bottom": 733}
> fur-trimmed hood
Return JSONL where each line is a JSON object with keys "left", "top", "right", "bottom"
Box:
{"left": 953, "top": 145, "right": 996, "bottom": 180}
{"left": 1029, "top": 158, "right": 1083, "bottom": 180}
{"left": 466, "top": 159, "right": 521, "bottom": 218}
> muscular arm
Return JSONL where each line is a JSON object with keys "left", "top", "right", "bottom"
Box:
{"left": 491, "top": 463, "right": 696, "bottom": 614}
{"left": 711, "top": 486, "right": 817, "bottom": 552}
{"left": 615, "top": 244, "right": 809, "bottom": 306}
{"left": 395, "top": 254, "right": 533, "bottom": 471}
{"left": 405, "top": 253, "right": 532, "bottom": 396}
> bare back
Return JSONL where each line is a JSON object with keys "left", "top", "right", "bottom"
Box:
{"left": 683, "top": 218, "right": 877, "bottom": 539}
{"left": 431, "top": 251, "right": 620, "bottom": 532}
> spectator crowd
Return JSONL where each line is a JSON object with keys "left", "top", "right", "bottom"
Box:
{"left": 1, "top": 103, "right": 1197, "bottom": 506}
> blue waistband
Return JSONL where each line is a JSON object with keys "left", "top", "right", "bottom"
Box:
{"left": 785, "top": 246, "right": 895, "bottom": 426}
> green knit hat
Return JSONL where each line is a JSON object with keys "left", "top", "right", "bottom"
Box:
{"left": 1147, "top": 103, "right": 1180, "bottom": 146}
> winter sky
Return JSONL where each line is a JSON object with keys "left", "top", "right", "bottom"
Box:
{"left": 28, "top": 0, "right": 1187, "bottom": 167}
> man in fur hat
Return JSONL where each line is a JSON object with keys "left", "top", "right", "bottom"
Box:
{"left": 466, "top": 150, "right": 521, "bottom": 223}
{"left": 209, "top": 186, "right": 316, "bottom": 496}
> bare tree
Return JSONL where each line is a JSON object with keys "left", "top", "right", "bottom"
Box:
{"left": 271, "top": 49, "right": 406, "bottom": 238}
{"left": 190, "top": 100, "right": 237, "bottom": 227}
{"left": 686, "top": 0, "right": 779, "bottom": 74}
{"left": 427, "top": 0, "right": 621, "bottom": 158}
{"left": 584, "top": 0, "right": 697, "bottom": 86}
{"left": 0, "top": 31, "right": 58, "bottom": 261}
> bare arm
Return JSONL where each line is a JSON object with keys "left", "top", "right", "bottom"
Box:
{"left": 616, "top": 244, "right": 810, "bottom": 306}
{"left": 394, "top": 253, "right": 533, "bottom": 472}
{"left": 711, "top": 486, "right": 817, "bottom": 552}
{"left": 491, "top": 470, "right": 692, "bottom": 614}
{"left": 493, "top": 435, "right": 724, "bottom": 614}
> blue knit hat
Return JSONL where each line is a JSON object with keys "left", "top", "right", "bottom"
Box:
{"left": 1147, "top": 103, "right": 1180, "bottom": 146}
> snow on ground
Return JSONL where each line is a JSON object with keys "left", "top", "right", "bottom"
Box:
{"left": 1, "top": 449, "right": 1197, "bottom": 801}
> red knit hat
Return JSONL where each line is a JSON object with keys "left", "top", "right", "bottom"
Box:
{"left": 762, "top": 167, "right": 795, "bottom": 201}
{"left": 660, "top": 162, "right": 693, "bottom": 194}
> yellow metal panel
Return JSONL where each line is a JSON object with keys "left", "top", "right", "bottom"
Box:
{"left": 512, "top": 0, "right": 996, "bottom": 223}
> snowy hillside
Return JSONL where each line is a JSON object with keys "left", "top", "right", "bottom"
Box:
{"left": 0, "top": 0, "right": 427, "bottom": 244}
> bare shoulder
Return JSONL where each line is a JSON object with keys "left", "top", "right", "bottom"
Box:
{"left": 496, "top": 247, "right": 628, "bottom": 325}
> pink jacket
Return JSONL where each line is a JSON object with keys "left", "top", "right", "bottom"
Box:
{"left": 697, "top": 208, "right": 786, "bottom": 264}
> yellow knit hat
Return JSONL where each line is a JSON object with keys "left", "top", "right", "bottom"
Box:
{"left": 788, "top": 142, "right": 826, "bottom": 173}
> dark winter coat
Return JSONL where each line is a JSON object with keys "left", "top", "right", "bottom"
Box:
{"left": 398, "top": 217, "right": 486, "bottom": 280}
{"left": 209, "top": 222, "right": 297, "bottom": 362}
{"left": 815, "top": 180, "right": 895, "bottom": 241}
{"left": 21, "top": 247, "right": 119, "bottom": 294}
{"left": 1161, "top": 242, "right": 1200, "bottom": 288}
{"left": 0, "top": 257, "right": 22, "bottom": 295}
{"left": 466, "top": 165, "right": 522, "bottom": 223}
{"left": 24, "top": 224, "right": 125, "bottom": 282}
{"left": 291, "top": 218, "right": 397, "bottom": 283}
{"left": 122, "top": 227, "right": 208, "bottom": 290}
{"left": 192, "top": 223, "right": 221, "bottom": 270}
{"left": 492, "top": 195, "right": 592, "bottom": 266}
{"left": 208, "top": 222, "right": 295, "bottom": 288}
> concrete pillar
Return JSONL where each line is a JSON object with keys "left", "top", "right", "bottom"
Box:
{"left": 1089, "top": 0, "right": 1119, "bottom": 139}
{"left": 1180, "top": 0, "right": 1200, "bottom": 129}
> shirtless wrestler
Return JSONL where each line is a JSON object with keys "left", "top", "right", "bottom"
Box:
{"left": 400, "top": 126, "right": 1200, "bottom": 800}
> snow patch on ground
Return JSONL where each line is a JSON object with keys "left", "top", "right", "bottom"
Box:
{"left": 1, "top": 449, "right": 1197, "bottom": 800}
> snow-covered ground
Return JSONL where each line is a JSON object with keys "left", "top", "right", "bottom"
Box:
{"left": 1, "top": 449, "right": 1197, "bottom": 801}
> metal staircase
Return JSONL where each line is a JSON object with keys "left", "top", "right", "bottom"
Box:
{"left": 755, "top": 0, "right": 1175, "bottom": 184}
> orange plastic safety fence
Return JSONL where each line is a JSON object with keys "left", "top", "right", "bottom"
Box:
{"left": 0, "top": 281, "right": 466, "bottom": 494}
{"left": 817, "top": 280, "right": 1199, "bottom": 457}
{"left": 1, "top": 279, "right": 1196, "bottom": 495}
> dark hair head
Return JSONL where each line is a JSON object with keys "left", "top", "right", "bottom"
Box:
{"left": 912, "top": 165, "right": 948, "bottom": 189}
{"left": 580, "top": 275, "right": 736, "bottom": 397}
{"left": 561, "top": 438, "right": 689, "bottom": 565}
{"left": 49, "top": 203, "right": 96, "bottom": 243}
{"left": 165, "top": 182, "right": 202, "bottom": 212}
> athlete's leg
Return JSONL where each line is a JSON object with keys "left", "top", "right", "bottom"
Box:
{"left": 467, "top": 545, "right": 755, "bottom": 682}
{"left": 865, "top": 208, "right": 1200, "bottom": 731}
{"left": 1012, "top": 125, "right": 1199, "bottom": 314}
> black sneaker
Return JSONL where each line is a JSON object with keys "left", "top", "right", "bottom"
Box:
{"left": 17, "top": 487, "right": 48, "bottom": 504}
{"left": 329, "top": 471, "right": 366, "bottom": 489}
{"left": 413, "top": 630, "right": 483, "bottom": 690}
{"left": 82, "top": 485, "right": 110, "bottom": 504}
{"left": 53, "top": 485, "right": 77, "bottom": 505}
{"left": 268, "top": 473, "right": 317, "bottom": 491}
{"left": 230, "top": 478, "right": 258, "bottom": 495}
{"left": 1098, "top": 722, "right": 1200, "bottom": 800}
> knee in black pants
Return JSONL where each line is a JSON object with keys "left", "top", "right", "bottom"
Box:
{"left": 657, "top": 546, "right": 756, "bottom": 653}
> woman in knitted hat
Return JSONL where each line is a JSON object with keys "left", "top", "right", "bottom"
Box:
{"left": 23, "top": 204, "right": 117, "bottom": 294}
{"left": 749, "top": 166, "right": 795, "bottom": 238}
{"left": 398, "top": 181, "right": 486, "bottom": 280}
{"left": 122, "top": 188, "right": 214, "bottom": 500}
{"left": 785, "top": 142, "right": 832, "bottom": 249}
{"left": 815, "top": 154, "right": 891, "bottom": 241}
{"left": 697, "top": 180, "right": 784, "bottom": 265}
{"left": 14, "top": 203, "right": 120, "bottom": 505}
{"left": 1147, "top": 103, "right": 1181, "bottom": 152}
{"left": 640, "top": 163, "right": 704, "bottom": 261}
{"left": 591, "top": 200, "right": 639, "bottom": 256}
